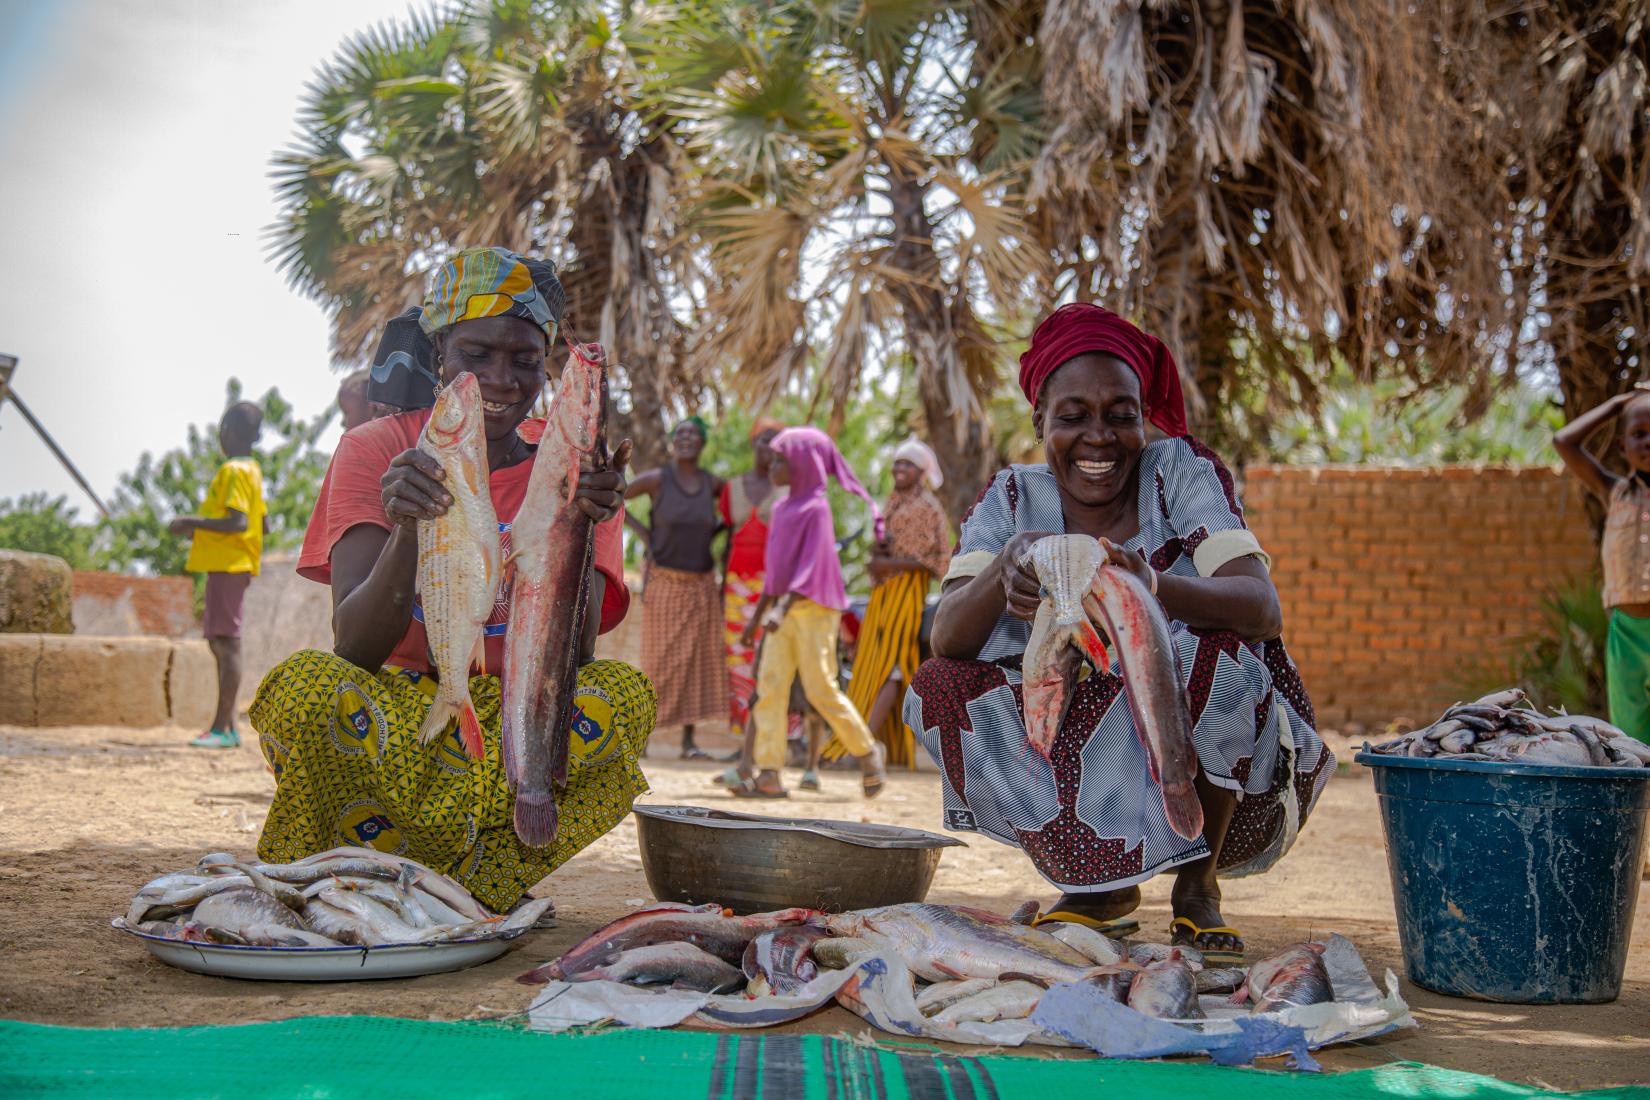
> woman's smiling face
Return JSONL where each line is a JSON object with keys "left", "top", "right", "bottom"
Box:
{"left": 436, "top": 314, "right": 548, "bottom": 442}
{"left": 1038, "top": 353, "right": 1148, "bottom": 509}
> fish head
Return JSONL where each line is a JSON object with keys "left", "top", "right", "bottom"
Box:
{"left": 1027, "top": 535, "right": 1104, "bottom": 626}
{"left": 424, "top": 372, "right": 484, "bottom": 449}
{"left": 551, "top": 344, "right": 607, "bottom": 453}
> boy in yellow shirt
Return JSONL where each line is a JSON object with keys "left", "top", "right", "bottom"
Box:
{"left": 170, "top": 402, "right": 267, "bottom": 748}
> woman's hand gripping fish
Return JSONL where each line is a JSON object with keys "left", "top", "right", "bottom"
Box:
{"left": 501, "top": 340, "right": 608, "bottom": 847}
{"left": 1022, "top": 534, "right": 1204, "bottom": 841}
{"left": 414, "top": 372, "right": 502, "bottom": 757}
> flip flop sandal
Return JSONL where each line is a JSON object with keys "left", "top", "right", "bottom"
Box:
{"left": 680, "top": 747, "right": 712, "bottom": 761}
{"left": 711, "top": 768, "right": 743, "bottom": 787}
{"left": 799, "top": 770, "right": 822, "bottom": 791}
{"left": 729, "top": 776, "right": 789, "bottom": 799}
{"left": 860, "top": 744, "right": 887, "bottom": 799}
{"left": 1169, "top": 916, "right": 1245, "bottom": 964}
{"left": 1032, "top": 910, "right": 1141, "bottom": 937}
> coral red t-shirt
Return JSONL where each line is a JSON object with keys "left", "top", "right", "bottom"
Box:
{"left": 298, "top": 410, "right": 628, "bottom": 676}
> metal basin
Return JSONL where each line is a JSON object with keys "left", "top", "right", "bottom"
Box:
{"left": 633, "top": 804, "right": 965, "bottom": 914}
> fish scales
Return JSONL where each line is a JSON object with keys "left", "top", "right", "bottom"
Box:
{"left": 501, "top": 341, "right": 608, "bottom": 847}
{"left": 414, "top": 372, "right": 502, "bottom": 757}
{"left": 824, "top": 903, "right": 1098, "bottom": 984}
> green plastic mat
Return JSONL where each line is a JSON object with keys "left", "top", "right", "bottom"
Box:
{"left": 2, "top": 1017, "right": 1645, "bottom": 1100}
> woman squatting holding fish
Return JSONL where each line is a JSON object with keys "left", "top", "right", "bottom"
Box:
{"left": 909, "top": 304, "right": 1334, "bottom": 962}
{"left": 249, "top": 247, "right": 655, "bottom": 913}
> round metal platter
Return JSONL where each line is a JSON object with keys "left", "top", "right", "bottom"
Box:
{"left": 112, "top": 919, "right": 513, "bottom": 981}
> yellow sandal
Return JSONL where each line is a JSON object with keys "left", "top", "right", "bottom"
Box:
{"left": 1169, "top": 916, "right": 1245, "bottom": 964}
{"left": 1033, "top": 910, "right": 1141, "bottom": 937}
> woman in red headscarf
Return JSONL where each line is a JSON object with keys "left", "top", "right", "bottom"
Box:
{"left": 906, "top": 304, "right": 1333, "bottom": 963}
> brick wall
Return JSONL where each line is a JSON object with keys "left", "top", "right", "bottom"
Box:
{"left": 1243, "top": 465, "right": 1595, "bottom": 732}
{"left": 71, "top": 571, "right": 197, "bottom": 637}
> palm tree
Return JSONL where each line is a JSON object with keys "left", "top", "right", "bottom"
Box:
{"left": 635, "top": 0, "right": 1048, "bottom": 517}
{"left": 267, "top": 0, "right": 697, "bottom": 468}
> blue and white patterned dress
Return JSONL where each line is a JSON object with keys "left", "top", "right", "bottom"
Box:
{"left": 904, "top": 437, "right": 1333, "bottom": 893}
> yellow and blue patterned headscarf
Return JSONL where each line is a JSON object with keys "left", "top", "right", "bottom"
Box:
{"left": 419, "top": 246, "right": 565, "bottom": 339}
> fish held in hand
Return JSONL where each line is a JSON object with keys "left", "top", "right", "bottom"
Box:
{"left": 1021, "top": 535, "right": 1203, "bottom": 841}
{"left": 1021, "top": 536, "right": 1108, "bottom": 756}
{"left": 1233, "top": 942, "right": 1333, "bottom": 1013}
{"left": 414, "top": 371, "right": 502, "bottom": 758}
{"left": 501, "top": 340, "right": 609, "bottom": 847}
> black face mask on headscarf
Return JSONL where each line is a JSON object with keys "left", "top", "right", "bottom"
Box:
{"left": 368, "top": 307, "right": 439, "bottom": 411}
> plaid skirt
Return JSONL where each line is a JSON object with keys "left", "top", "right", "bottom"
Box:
{"left": 642, "top": 565, "right": 730, "bottom": 728}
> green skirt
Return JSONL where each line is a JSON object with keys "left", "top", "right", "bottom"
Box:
{"left": 249, "top": 649, "right": 657, "bottom": 911}
{"left": 1607, "top": 610, "right": 1650, "bottom": 745}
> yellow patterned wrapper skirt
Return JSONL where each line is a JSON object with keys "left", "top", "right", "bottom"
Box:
{"left": 249, "top": 649, "right": 656, "bottom": 912}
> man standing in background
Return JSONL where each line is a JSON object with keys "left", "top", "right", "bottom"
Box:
{"left": 170, "top": 401, "right": 267, "bottom": 748}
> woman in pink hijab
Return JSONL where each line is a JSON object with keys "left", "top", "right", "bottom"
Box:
{"left": 736, "top": 427, "right": 887, "bottom": 798}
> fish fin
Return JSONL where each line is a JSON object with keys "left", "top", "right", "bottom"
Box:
{"left": 457, "top": 700, "right": 486, "bottom": 759}
{"left": 513, "top": 790, "right": 560, "bottom": 848}
{"left": 471, "top": 633, "right": 487, "bottom": 678}
{"left": 998, "top": 971, "right": 1051, "bottom": 989}
{"left": 934, "top": 961, "right": 968, "bottom": 980}
{"left": 417, "top": 697, "right": 458, "bottom": 747}
{"left": 517, "top": 418, "right": 546, "bottom": 445}
{"left": 516, "top": 962, "right": 556, "bottom": 985}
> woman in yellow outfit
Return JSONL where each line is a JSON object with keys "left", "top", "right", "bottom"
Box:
{"left": 736, "top": 427, "right": 887, "bottom": 799}
{"left": 249, "top": 247, "right": 655, "bottom": 913}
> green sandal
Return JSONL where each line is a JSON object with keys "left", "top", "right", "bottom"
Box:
{"left": 190, "top": 728, "right": 240, "bottom": 749}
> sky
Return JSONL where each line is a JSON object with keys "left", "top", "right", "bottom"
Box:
{"left": 0, "top": 0, "right": 421, "bottom": 513}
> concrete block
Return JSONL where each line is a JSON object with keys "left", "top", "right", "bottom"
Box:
{"left": 72, "top": 571, "right": 197, "bottom": 637}
{"left": 33, "top": 635, "right": 171, "bottom": 727}
{"left": 0, "top": 550, "right": 73, "bottom": 634}
{"left": 168, "top": 640, "right": 218, "bottom": 729}
{"left": 0, "top": 633, "right": 42, "bottom": 725}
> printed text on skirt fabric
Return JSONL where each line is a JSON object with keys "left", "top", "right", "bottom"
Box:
{"left": 251, "top": 649, "right": 656, "bottom": 912}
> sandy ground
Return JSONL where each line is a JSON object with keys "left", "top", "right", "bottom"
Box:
{"left": 0, "top": 721, "right": 1646, "bottom": 1090}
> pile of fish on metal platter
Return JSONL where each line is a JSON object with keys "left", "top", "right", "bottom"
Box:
{"left": 114, "top": 847, "right": 553, "bottom": 948}
{"left": 413, "top": 341, "right": 611, "bottom": 849}
{"left": 521, "top": 899, "right": 1408, "bottom": 1062}
{"left": 1369, "top": 688, "right": 1650, "bottom": 767}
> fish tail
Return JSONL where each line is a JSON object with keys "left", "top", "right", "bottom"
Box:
{"left": 513, "top": 789, "right": 560, "bottom": 848}
{"left": 457, "top": 699, "right": 486, "bottom": 759}
{"left": 417, "top": 696, "right": 458, "bottom": 747}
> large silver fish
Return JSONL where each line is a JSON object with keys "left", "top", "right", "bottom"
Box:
{"left": 501, "top": 340, "right": 608, "bottom": 847}
{"left": 1233, "top": 942, "right": 1334, "bottom": 1013}
{"left": 190, "top": 888, "right": 339, "bottom": 948}
{"left": 823, "top": 903, "right": 1100, "bottom": 984}
{"left": 574, "top": 942, "right": 745, "bottom": 993}
{"left": 1127, "top": 955, "right": 1205, "bottom": 1019}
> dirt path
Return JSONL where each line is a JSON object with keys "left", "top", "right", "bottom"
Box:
{"left": 1, "top": 723, "right": 1645, "bottom": 1089}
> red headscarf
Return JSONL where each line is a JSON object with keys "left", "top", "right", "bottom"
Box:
{"left": 1017, "top": 303, "right": 1189, "bottom": 438}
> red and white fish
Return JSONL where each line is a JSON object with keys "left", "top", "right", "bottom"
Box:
{"left": 500, "top": 341, "right": 609, "bottom": 847}
{"left": 413, "top": 372, "right": 502, "bottom": 757}
{"left": 1022, "top": 534, "right": 1204, "bottom": 841}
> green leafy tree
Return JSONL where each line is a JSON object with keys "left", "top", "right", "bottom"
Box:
{"left": 0, "top": 494, "right": 99, "bottom": 569}
{"left": 100, "top": 380, "right": 334, "bottom": 575}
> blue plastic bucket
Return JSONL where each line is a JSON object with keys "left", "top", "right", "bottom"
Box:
{"left": 1357, "top": 751, "right": 1650, "bottom": 1004}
